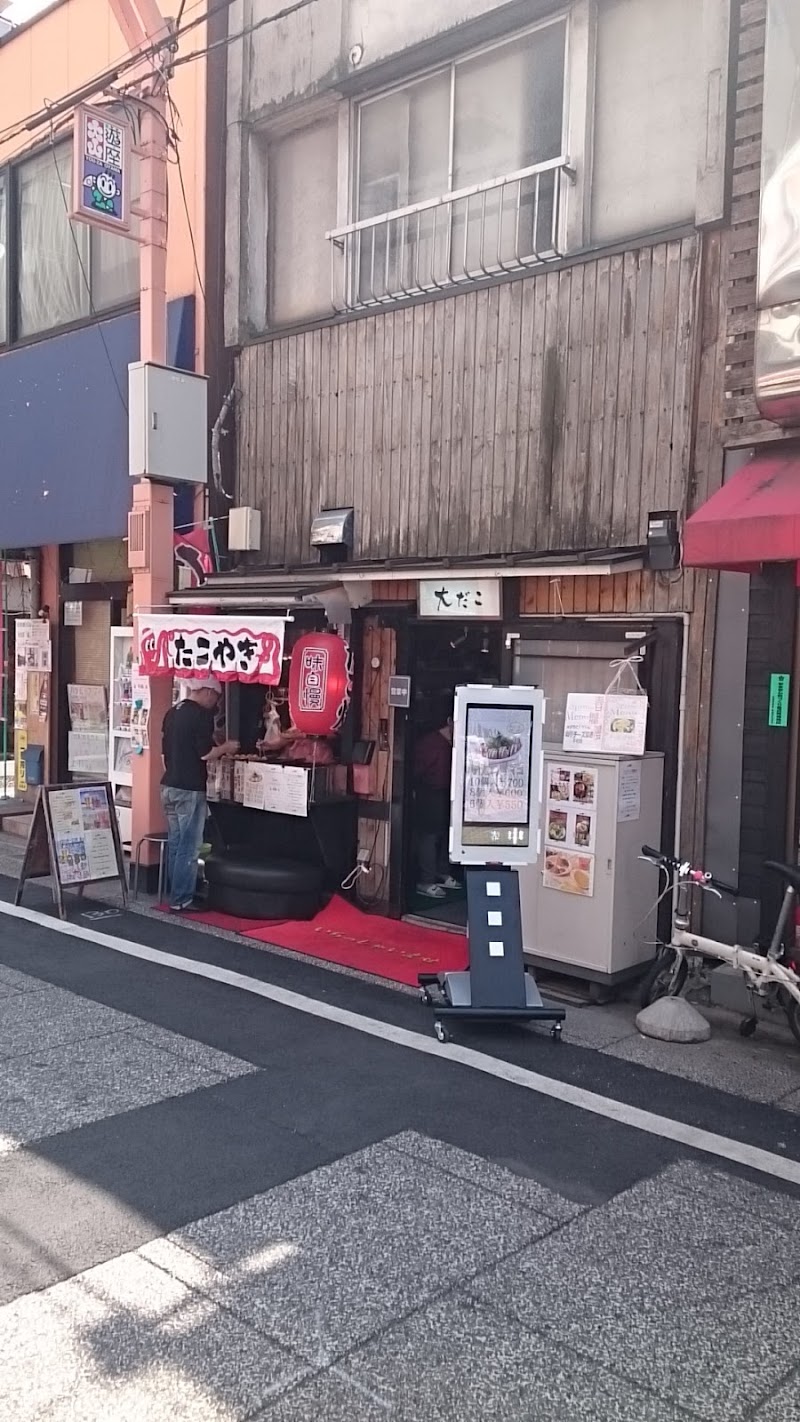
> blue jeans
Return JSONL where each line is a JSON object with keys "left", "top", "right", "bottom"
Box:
{"left": 161, "top": 787, "right": 207, "bottom": 908}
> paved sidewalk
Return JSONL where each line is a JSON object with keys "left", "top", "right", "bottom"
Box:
{"left": 0, "top": 955, "right": 799, "bottom": 1420}
{"left": 2, "top": 826, "right": 800, "bottom": 1116}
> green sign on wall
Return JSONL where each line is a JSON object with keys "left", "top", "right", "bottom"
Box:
{"left": 768, "top": 673, "right": 791, "bottom": 728}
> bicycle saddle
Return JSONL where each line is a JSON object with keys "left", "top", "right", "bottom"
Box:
{"left": 764, "top": 861, "right": 800, "bottom": 894}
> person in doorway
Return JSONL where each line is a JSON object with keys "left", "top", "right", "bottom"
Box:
{"left": 413, "top": 710, "right": 459, "bottom": 899}
{"left": 161, "top": 675, "right": 239, "bottom": 912}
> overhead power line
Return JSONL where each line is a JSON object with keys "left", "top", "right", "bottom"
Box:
{"left": 0, "top": 0, "right": 318, "bottom": 155}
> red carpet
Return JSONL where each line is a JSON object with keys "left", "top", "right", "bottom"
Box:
{"left": 243, "top": 895, "right": 468, "bottom": 987}
{"left": 157, "top": 904, "right": 287, "bottom": 935}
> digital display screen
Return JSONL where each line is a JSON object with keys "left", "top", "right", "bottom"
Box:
{"left": 461, "top": 703, "right": 534, "bottom": 847}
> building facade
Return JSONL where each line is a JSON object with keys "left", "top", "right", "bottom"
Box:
{"left": 172, "top": 0, "right": 780, "bottom": 937}
{"left": 683, "top": 0, "right": 800, "bottom": 946}
{"left": 0, "top": 0, "right": 213, "bottom": 808}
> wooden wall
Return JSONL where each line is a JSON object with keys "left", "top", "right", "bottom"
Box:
{"left": 236, "top": 233, "right": 703, "bottom": 566}
{"left": 355, "top": 614, "right": 396, "bottom": 904}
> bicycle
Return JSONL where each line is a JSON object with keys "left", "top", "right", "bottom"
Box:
{"left": 638, "top": 845, "right": 800, "bottom": 1048}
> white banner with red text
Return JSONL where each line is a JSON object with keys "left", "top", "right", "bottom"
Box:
{"left": 135, "top": 614, "right": 286, "bottom": 684}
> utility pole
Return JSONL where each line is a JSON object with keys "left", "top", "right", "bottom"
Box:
{"left": 107, "top": 0, "right": 175, "bottom": 866}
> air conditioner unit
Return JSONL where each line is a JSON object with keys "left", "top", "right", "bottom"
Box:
{"left": 228, "top": 506, "right": 262, "bottom": 552}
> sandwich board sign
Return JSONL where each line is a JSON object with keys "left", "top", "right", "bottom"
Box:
{"left": 15, "top": 782, "right": 127, "bottom": 920}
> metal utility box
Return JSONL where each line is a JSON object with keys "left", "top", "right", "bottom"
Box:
{"left": 128, "top": 361, "right": 208, "bottom": 484}
{"left": 518, "top": 749, "right": 664, "bottom": 985}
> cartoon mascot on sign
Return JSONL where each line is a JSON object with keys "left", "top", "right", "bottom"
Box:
{"left": 84, "top": 171, "right": 121, "bottom": 216}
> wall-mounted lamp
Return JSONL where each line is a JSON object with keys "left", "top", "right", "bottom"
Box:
{"left": 646, "top": 511, "right": 680, "bottom": 571}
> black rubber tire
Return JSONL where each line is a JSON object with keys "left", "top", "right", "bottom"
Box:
{"left": 638, "top": 949, "right": 688, "bottom": 1008}
{"left": 785, "top": 994, "right": 800, "bottom": 1048}
{"left": 205, "top": 854, "right": 324, "bottom": 895}
{"left": 206, "top": 880, "right": 322, "bottom": 921}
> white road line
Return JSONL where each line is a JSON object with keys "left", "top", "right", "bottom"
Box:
{"left": 1, "top": 896, "right": 799, "bottom": 1188}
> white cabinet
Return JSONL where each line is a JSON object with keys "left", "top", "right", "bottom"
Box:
{"left": 518, "top": 750, "right": 664, "bottom": 986}
{"left": 109, "top": 627, "right": 134, "bottom": 846}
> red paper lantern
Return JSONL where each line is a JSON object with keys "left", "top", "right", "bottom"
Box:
{"left": 288, "top": 632, "right": 353, "bottom": 735}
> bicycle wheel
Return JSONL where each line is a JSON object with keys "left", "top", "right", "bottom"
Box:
{"left": 638, "top": 948, "right": 688, "bottom": 1008}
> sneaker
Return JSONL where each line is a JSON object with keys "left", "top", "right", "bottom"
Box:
{"left": 169, "top": 900, "right": 202, "bottom": 914}
{"left": 417, "top": 883, "right": 446, "bottom": 899}
{"left": 438, "top": 875, "right": 460, "bottom": 890}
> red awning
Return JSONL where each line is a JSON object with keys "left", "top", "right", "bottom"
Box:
{"left": 683, "top": 454, "right": 800, "bottom": 571}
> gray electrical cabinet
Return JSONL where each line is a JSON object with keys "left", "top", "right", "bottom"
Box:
{"left": 128, "top": 361, "right": 208, "bottom": 485}
{"left": 518, "top": 749, "right": 664, "bottom": 986}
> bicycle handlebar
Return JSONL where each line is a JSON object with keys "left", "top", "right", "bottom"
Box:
{"left": 640, "top": 845, "right": 737, "bottom": 897}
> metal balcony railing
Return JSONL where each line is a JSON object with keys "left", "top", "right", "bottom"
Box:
{"left": 327, "top": 156, "right": 574, "bottom": 311}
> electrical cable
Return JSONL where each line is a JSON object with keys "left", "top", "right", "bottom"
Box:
{"left": 0, "top": 0, "right": 317, "bottom": 154}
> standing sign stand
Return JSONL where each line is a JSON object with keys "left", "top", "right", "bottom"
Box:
{"left": 15, "top": 782, "right": 128, "bottom": 920}
{"left": 419, "top": 685, "right": 565, "bottom": 1043}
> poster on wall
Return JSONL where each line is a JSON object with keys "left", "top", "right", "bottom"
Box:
{"left": 68, "top": 732, "right": 108, "bottom": 776}
{"left": 617, "top": 760, "right": 642, "bottom": 822}
{"left": 15, "top": 620, "right": 51, "bottom": 673}
{"left": 68, "top": 685, "right": 108, "bottom": 730}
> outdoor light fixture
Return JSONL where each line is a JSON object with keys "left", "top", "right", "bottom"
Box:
{"left": 646, "top": 511, "right": 680, "bottom": 571}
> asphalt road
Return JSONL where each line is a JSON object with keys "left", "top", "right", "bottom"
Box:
{"left": 0, "top": 889, "right": 799, "bottom": 1420}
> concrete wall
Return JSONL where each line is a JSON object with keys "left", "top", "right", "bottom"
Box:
{"left": 226, "top": 0, "right": 733, "bottom": 342}
{"left": 0, "top": 0, "right": 209, "bottom": 368}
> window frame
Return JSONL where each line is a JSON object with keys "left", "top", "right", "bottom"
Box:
{"left": 341, "top": 8, "right": 593, "bottom": 308}
{"left": 0, "top": 130, "right": 140, "bottom": 350}
{"left": 352, "top": 13, "right": 572, "bottom": 231}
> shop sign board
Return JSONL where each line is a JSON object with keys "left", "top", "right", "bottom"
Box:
{"left": 768, "top": 673, "right": 791, "bottom": 728}
{"left": 71, "top": 103, "right": 132, "bottom": 234}
{"left": 15, "top": 782, "right": 127, "bottom": 919}
{"left": 388, "top": 675, "right": 411, "bottom": 709}
{"left": 136, "top": 614, "right": 286, "bottom": 684}
{"left": 563, "top": 692, "right": 648, "bottom": 756}
{"left": 450, "top": 684, "right": 545, "bottom": 868}
{"left": 418, "top": 579, "right": 501, "bottom": 618}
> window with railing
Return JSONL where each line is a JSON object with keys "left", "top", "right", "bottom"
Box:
{"left": 330, "top": 18, "right": 569, "bottom": 308}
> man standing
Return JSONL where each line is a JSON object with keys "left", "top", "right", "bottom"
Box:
{"left": 161, "top": 676, "right": 239, "bottom": 911}
{"left": 413, "top": 709, "right": 459, "bottom": 899}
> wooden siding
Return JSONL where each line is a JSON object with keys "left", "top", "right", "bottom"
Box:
{"left": 236, "top": 235, "right": 703, "bottom": 566}
{"left": 355, "top": 614, "right": 397, "bottom": 906}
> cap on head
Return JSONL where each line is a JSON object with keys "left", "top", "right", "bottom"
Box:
{"left": 186, "top": 675, "right": 223, "bottom": 696}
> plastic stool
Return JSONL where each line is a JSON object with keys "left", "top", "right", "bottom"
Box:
{"left": 131, "top": 832, "right": 168, "bottom": 903}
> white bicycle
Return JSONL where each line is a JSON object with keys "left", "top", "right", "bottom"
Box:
{"left": 638, "top": 845, "right": 800, "bottom": 1048}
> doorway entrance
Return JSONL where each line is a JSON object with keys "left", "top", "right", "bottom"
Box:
{"left": 403, "top": 622, "right": 502, "bottom": 928}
